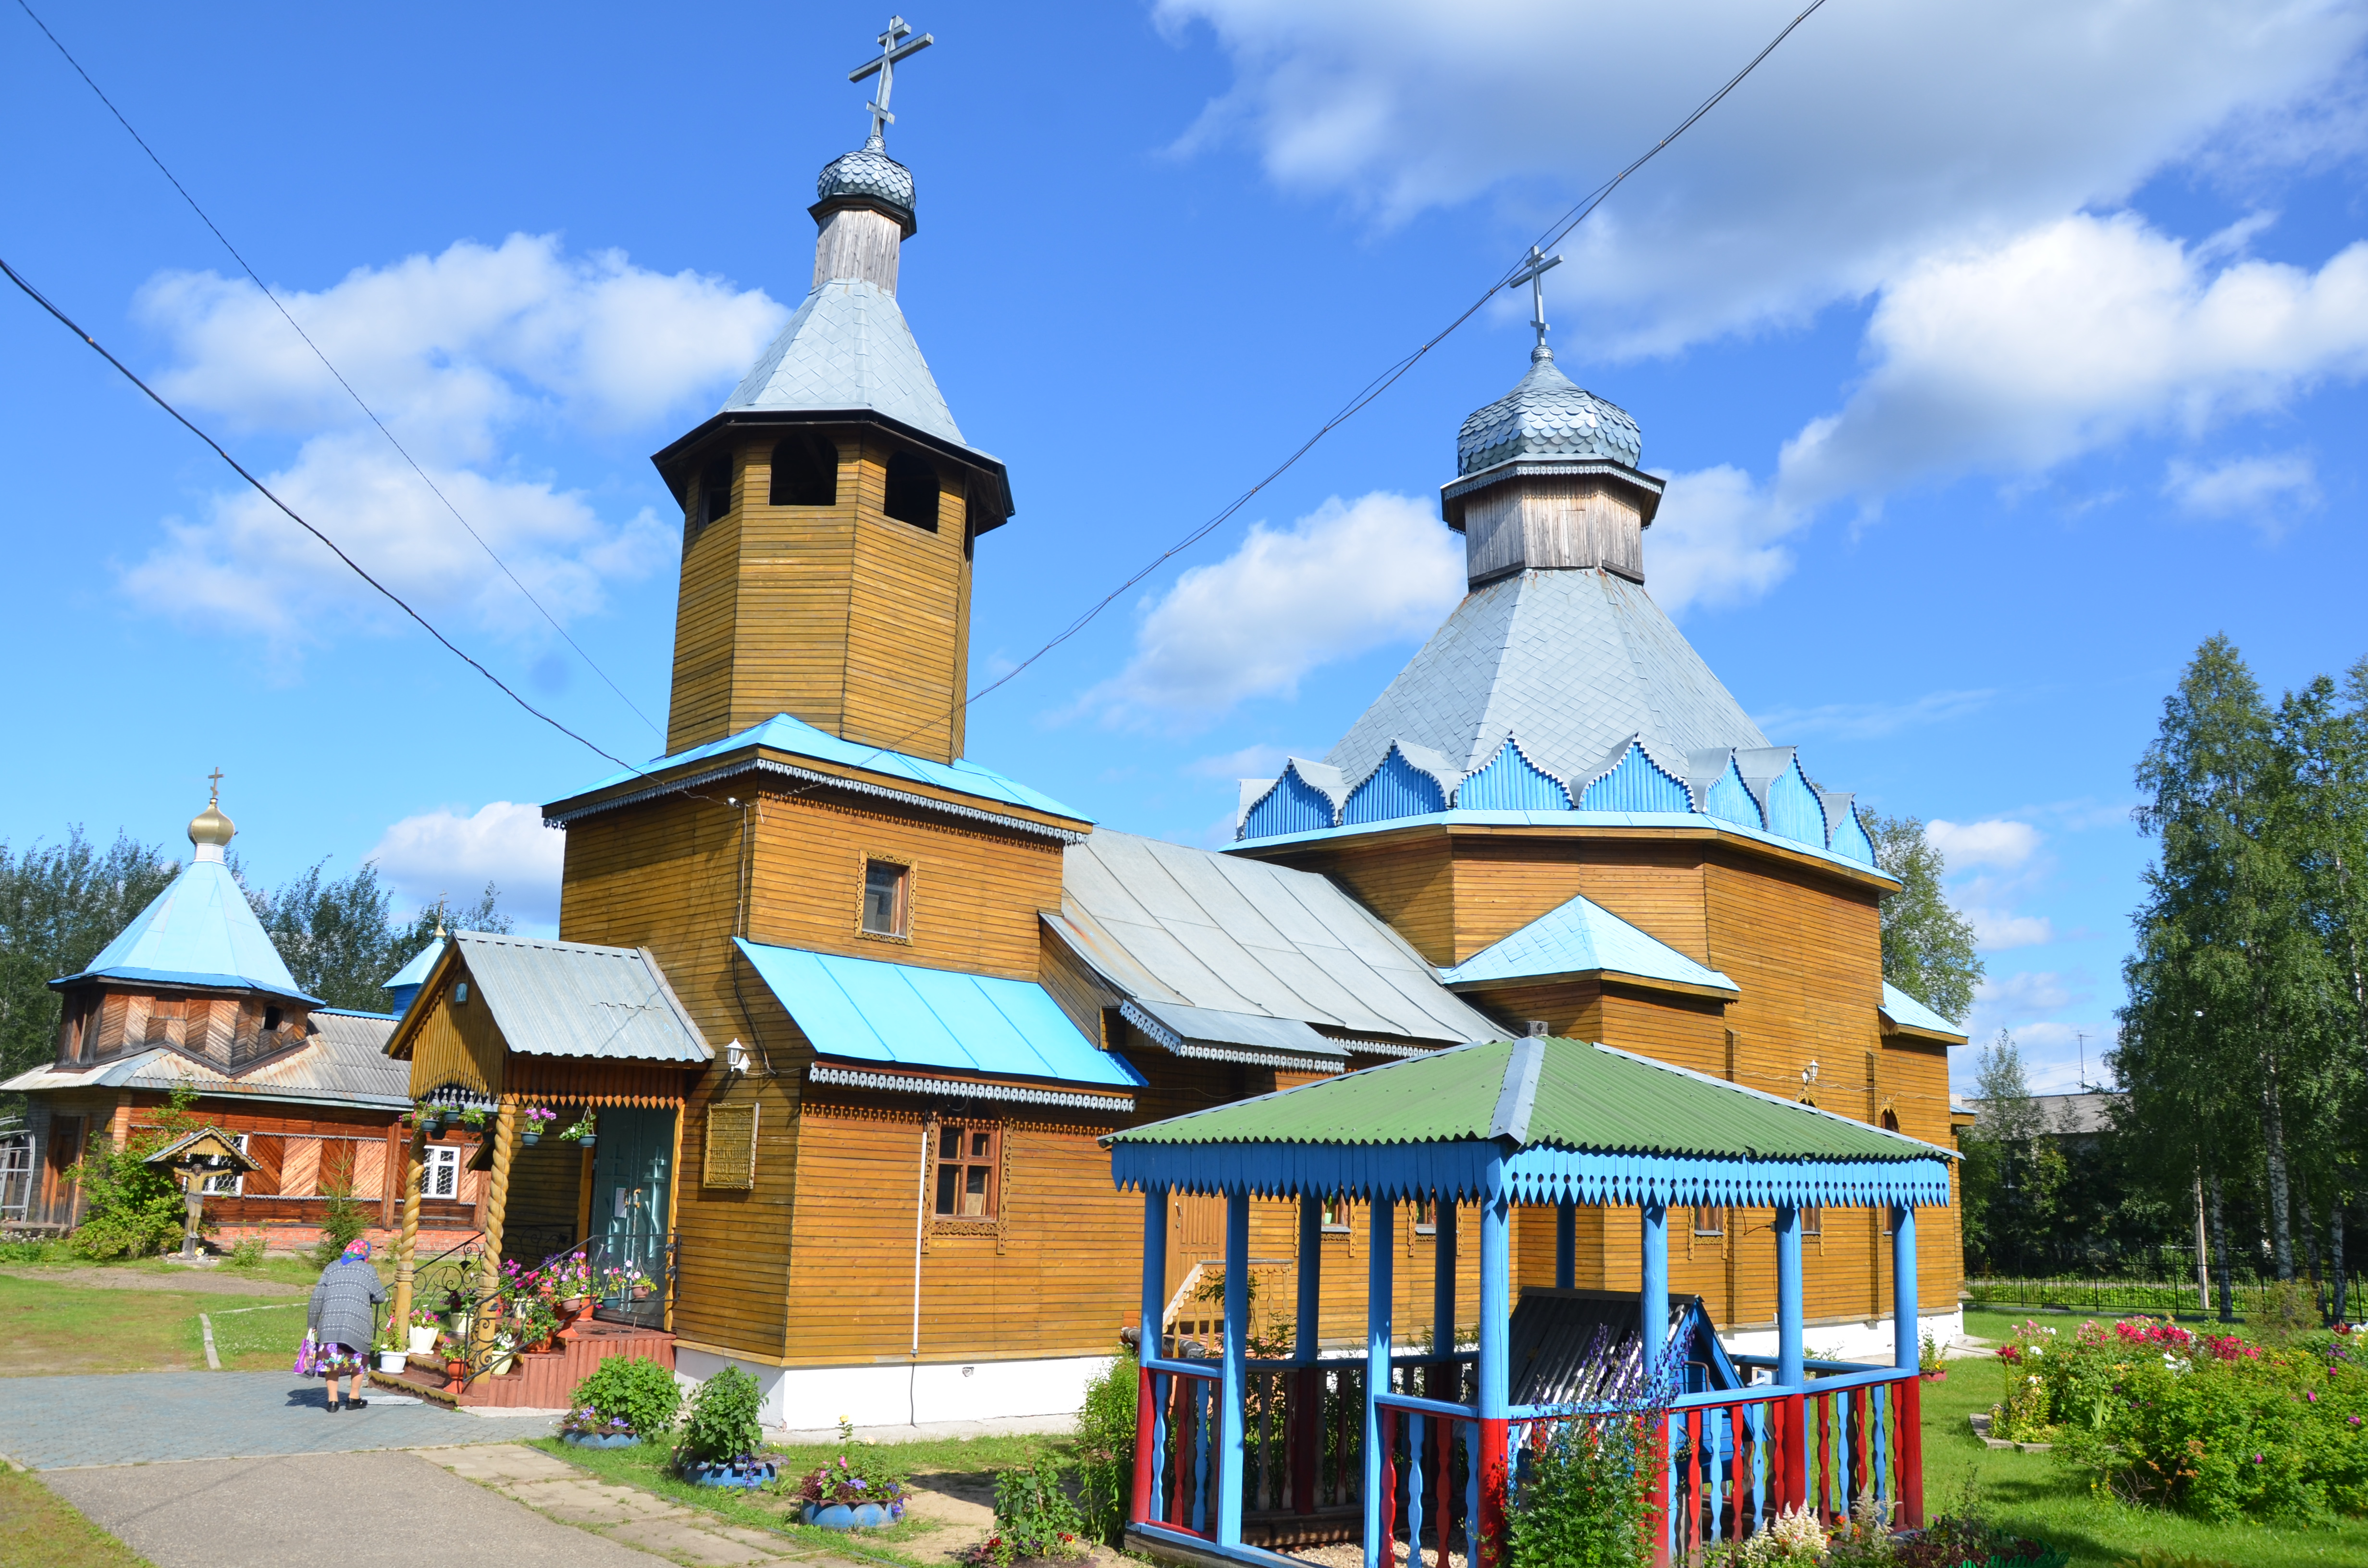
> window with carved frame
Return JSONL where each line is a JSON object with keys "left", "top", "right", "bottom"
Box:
{"left": 1320, "top": 1194, "right": 1353, "bottom": 1232}
{"left": 933, "top": 1121, "right": 1000, "bottom": 1221}
{"left": 1692, "top": 1204, "right": 1725, "bottom": 1237}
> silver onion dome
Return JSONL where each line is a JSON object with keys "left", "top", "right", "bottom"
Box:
{"left": 815, "top": 136, "right": 916, "bottom": 234}
{"left": 1456, "top": 345, "right": 1643, "bottom": 475}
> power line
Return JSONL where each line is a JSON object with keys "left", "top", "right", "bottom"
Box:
{"left": 12, "top": 0, "right": 665, "bottom": 739}
{"left": 957, "top": 0, "right": 1832, "bottom": 713}
{"left": 0, "top": 254, "right": 643, "bottom": 779}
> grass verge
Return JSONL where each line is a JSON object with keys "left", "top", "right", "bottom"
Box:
{"left": 0, "top": 1466, "right": 152, "bottom": 1568}
{"left": 1933, "top": 1310, "right": 2368, "bottom": 1567}
{"left": 0, "top": 1273, "right": 303, "bottom": 1376}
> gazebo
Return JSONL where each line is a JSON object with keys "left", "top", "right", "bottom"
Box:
{"left": 1105, "top": 1037, "right": 1952, "bottom": 1568}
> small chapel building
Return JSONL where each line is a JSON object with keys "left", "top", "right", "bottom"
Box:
{"left": 380, "top": 68, "right": 1969, "bottom": 1431}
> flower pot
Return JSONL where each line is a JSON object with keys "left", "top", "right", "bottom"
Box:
{"left": 631, "top": 1285, "right": 652, "bottom": 1300}
{"left": 579, "top": 1134, "right": 595, "bottom": 1148}
{"left": 1923, "top": 1368, "right": 1948, "bottom": 1383}
{"left": 559, "top": 1296, "right": 588, "bottom": 1315}
{"left": 408, "top": 1325, "right": 439, "bottom": 1355}
{"left": 564, "top": 1431, "right": 641, "bottom": 1449}
{"left": 488, "top": 1349, "right": 516, "bottom": 1376}
{"left": 802, "top": 1502, "right": 889, "bottom": 1529}
{"left": 521, "top": 1132, "right": 541, "bottom": 1147}
{"left": 377, "top": 1350, "right": 407, "bottom": 1374}
{"left": 684, "top": 1459, "right": 776, "bottom": 1489}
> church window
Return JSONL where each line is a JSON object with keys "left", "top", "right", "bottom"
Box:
{"left": 263, "top": 1005, "right": 282, "bottom": 1033}
{"left": 769, "top": 434, "right": 838, "bottom": 506}
{"left": 861, "top": 858, "right": 910, "bottom": 937}
{"left": 1412, "top": 1197, "right": 1437, "bottom": 1235}
{"left": 1321, "top": 1195, "right": 1353, "bottom": 1232}
{"left": 422, "top": 1144, "right": 460, "bottom": 1201}
{"left": 883, "top": 451, "right": 940, "bottom": 529}
{"left": 934, "top": 1122, "right": 999, "bottom": 1220}
{"left": 1801, "top": 1204, "right": 1822, "bottom": 1237}
{"left": 1692, "top": 1205, "right": 1725, "bottom": 1237}
{"left": 702, "top": 457, "right": 736, "bottom": 528}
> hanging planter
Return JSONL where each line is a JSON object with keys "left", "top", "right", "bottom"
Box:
{"left": 521, "top": 1105, "right": 556, "bottom": 1147}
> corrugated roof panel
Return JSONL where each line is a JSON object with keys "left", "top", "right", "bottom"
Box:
{"left": 0, "top": 1010, "right": 409, "bottom": 1110}
{"left": 735, "top": 939, "right": 1140, "bottom": 1089}
{"left": 1132, "top": 1002, "right": 1344, "bottom": 1059}
{"left": 1440, "top": 893, "right": 1737, "bottom": 993}
{"left": 458, "top": 934, "right": 711, "bottom": 1063}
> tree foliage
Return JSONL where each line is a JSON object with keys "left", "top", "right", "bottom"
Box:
{"left": 0, "top": 829, "right": 180, "bottom": 1091}
{"left": 1865, "top": 811, "right": 1985, "bottom": 1023}
{"left": 243, "top": 860, "right": 507, "bottom": 1012}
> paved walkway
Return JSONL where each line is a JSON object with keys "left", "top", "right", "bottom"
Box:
{"left": 0, "top": 1372, "right": 552, "bottom": 1469}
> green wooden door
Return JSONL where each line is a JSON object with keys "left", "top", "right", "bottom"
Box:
{"left": 591, "top": 1107, "right": 672, "bottom": 1289}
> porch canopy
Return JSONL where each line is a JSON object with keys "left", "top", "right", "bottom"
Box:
{"left": 1104, "top": 1037, "right": 1952, "bottom": 1568}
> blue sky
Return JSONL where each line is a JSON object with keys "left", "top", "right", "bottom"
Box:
{"left": 5, "top": 0, "right": 2367, "bottom": 1094}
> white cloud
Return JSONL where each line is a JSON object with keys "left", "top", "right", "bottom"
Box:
{"left": 369, "top": 801, "right": 566, "bottom": 931}
{"left": 1777, "top": 215, "right": 2368, "bottom": 504}
{"left": 1643, "top": 466, "right": 1801, "bottom": 614}
{"left": 123, "top": 234, "right": 786, "bottom": 648}
{"left": 1964, "top": 908, "right": 2057, "bottom": 952}
{"left": 1070, "top": 492, "right": 1463, "bottom": 728}
{"left": 1927, "top": 818, "right": 2043, "bottom": 872}
{"left": 2164, "top": 450, "right": 2320, "bottom": 523}
{"left": 1755, "top": 688, "right": 1995, "bottom": 742}
{"left": 1158, "top": 0, "right": 2368, "bottom": 354}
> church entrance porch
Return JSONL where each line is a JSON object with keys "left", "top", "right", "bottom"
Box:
{"left": 1108, "top": 1038, "right": 1950, "bottom": 1568}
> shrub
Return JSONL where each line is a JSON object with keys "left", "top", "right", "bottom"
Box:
{"left": 959, "top": 1456, "right": 1089, "bottom": 1566}
{"left": 794, "top": 1449, "right": 909, "bottom": 1519}
{"left": 676, "top": 1364, "right": 765, "bottom": 1467}
{"left": 1509, "top": 1412, "right": 1656, "bottom": 1568}
{"left": 1073, "top": 1348, "right": 1137, "bottom": 1544}
{"left": 226, "top": 1237, "right": 268, "bottom": 1270}
{"left": 65, "top": 1135, "right": 188, "bottom": 1259}
{"left": 307, "top": 1187, "right": 370, "bottom": 1269}
{"left": 2053, "top": 1335, "right": 2368, "bottom": 1523}
{"left": 566, "top": 1354, "right": 681, "bottom": 1441}
{"left": 2252, "top": 1279, "right": 2317, "bottom": 1348}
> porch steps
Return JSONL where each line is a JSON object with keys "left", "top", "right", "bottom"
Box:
{"left": 368, "top": 1320, "right": 673, "bottom": 1409}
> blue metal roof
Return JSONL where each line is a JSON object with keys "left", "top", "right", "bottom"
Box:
{"left": 382, "top": 939, "right": 444, "bottom": 991}
{"left": 56, "top": 858, "right": 317, "bottom": 1004}
{"left": 1233, "top": 808, "right": 1897, "bottom": 882}
{"left": 1880, "top": 982, "right": 1966, "bottom": 1040}
{"left": 1439, "top": 893, "right": 1737, "bottom": 994}
{"left": 735, "top": 939, "right": 1143, "bottom": 1090}
{"left": 573, "top": 712, "right": 1089, "bottom": 823}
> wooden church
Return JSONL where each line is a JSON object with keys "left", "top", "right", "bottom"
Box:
{"left": 379, "top": 31, "right": 1968, "bottom": 1431}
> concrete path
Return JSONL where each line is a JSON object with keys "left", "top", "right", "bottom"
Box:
{"left": 0, "top": 1371, "right": 552, "bottom": 1469}
{"left": 44, "top": 1450, "right": 667, "bottom": 1568}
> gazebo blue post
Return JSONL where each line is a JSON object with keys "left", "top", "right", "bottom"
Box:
{"left": 1640, "top": 1199, "right": 1670, "bottom": 1567}
{"left": 1776, "top": 1202, "right": 1806, "bottom": 1514}
{"left": 1363, "top": 1196, "right": 1395, "bottom": 1568}
{"left": 1133, "top": 1185, "right": 1167, "bottom": 1529}
{"left": 1220, "top": 1190, "right": 1250, "bottom": 1549}
{"left": 1432, "top": 1198, "right": 1458, "bottom": 1399}
{"left": 1295, "top": 1194, "right": 1323, "bottom": 1516}
{"left": 1894, "top": 1204, "right": 1924, "bottom": 1529}
{"left": 1477, "top": 1160, "right": 1511, "bottom": 1568}
{"left": 1554, "top": 1199, "right": 1575, "bottom": 1289}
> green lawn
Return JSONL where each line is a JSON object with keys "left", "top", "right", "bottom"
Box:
{"left": 0, "top": 1467, "right": 150, "bottom": 1568}
{"left": 0, "top": 1263, "right": 312, "bottom": 1376}
{"left": 1932, "top": 1308, "right": 2368, "bottom": 1567}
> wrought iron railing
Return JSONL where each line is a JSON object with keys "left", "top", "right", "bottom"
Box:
{"left": 395, "top": 1227, "right": 676, "bottom": 1389}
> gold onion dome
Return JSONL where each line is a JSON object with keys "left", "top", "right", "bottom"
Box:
{"left": 188, "top": 791, "right": 235, "bottom": 850}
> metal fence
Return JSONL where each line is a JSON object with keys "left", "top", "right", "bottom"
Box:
{"left": 1966, "top": 1272, "right": 2364, "bottom": 1323}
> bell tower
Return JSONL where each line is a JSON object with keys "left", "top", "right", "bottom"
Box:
{"left": 652, "top": 17, "right": 1010, "bottom": 765}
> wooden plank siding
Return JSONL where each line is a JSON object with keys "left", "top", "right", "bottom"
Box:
{"left": 663, "top": 434, "right": 972, "bottom": 764}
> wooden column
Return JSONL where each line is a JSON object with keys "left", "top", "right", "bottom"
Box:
{"left": 1892, "top": 1205, "right": 1918, "bottom": 1370}
{"left": 388, "top": 1119, "right": 427, "bottom": 1339}
{"left": 1776, "top": 1204, "right": 1804, "bottom": 1387}
{"left": 380, "top": 1121, "right": 404, "bottom": 1230}
{"left": 469, "top": 1103, "right": 520, "bottom": 1369}
{"left": 1476, "top": 1161, "right": 1510, "bottom": 1568}
{"left": 1361, "top": 1196, "right": 1395, "bottom": 1568}
{"left": 1217, "top": 1190, "right": 1250, "bottom": 1549}
{"left": 1554, "top": 1198, "right": 1575, "bottom": 1289}
{"left": 1639, "top": 1199, "right": 1668, "bottom": 1370}
{"left": 1131, "top": 1185, "right": 1165, "bottom": 1530}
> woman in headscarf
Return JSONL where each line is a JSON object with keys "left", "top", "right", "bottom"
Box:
{"left": 306, "top": 1238, "right": 387, "bottom": 1412}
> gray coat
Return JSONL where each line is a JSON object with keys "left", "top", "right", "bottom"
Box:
{"left": 307, "top": 1258, "right": 387, "bottom": 1351}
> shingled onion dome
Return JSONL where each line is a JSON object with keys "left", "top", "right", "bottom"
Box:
{"left": 1456, "top": 345, "right": 1643, "bottom": 475}
{"left": 187, "top": 789, "right": 235, "bottom": 864}
{"left": 813, "top": 135, "right": 916, "bottom": 238}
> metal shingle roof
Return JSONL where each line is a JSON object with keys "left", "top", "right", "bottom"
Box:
{"left": 455, "top": 933, "right": 712, "bottom": 1063}
{"left": 1057, "top": 830, "right": 1500, "bottom": 1046}
{"left": 1324, "top": 570, "right": 1769, "bottom": 791}
{"left": 1457, "top": 347, "right": 1643, "bottom": 473}
{"left": 0, "top": 1011, "right": 409, "bottom": 1109}
{"left": 735, "top": 939, "right": 1141, "bottom": 1089}
{"left": 1439, "top": 893, "right": 1737, "bottom": 994}
{"left": 722, "top": 279, "right": 970, "bottom": 450}
{"left": 56, "top": 858, "right": 317, "bottom": 1004}
{"left": 1110, "top": 1038, "right": 1947, "bottom": 1165}
{"left": 1879, "top": 982, "right": 1967, "bottom": 1040}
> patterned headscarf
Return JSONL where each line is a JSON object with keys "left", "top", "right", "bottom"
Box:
{"left": 340, "top": 1238, "right": 371, "bottom": 1263}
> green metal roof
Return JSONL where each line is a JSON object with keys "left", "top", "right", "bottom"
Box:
{"left": 1107, "top": 1037, "right": 1945, "bottom": 1165}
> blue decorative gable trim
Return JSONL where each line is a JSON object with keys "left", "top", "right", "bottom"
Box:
{"left": 1824, "top": 793, "right": 1876, "bottom": 865}
{"left": 1344, "top": 746, "right": 1449, "bottom": 824}
{"left": 1763, "top": 759, "right": 1827, "bottom": 847}
{"left": 1108, "top": 1138, "right": 1952, "bottom": 1210}
{"left": 1700, "top": 760, "right": 1762, "bottom": 831}
{"left": 1456, "top": 739, "right": 1570, "bottom": 811}
{"left": 1243, "top": 765, "right": 1339, "bottom": 838}
{"left": 1577, "top": 741, "right": 1692, "bottom": 814}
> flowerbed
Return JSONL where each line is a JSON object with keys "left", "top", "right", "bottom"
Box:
{"left": 795, "top": 1449, "right": 909, "bottom": 1523}
{"left": 1994, "top": 1317, "right": 2368, "bottom": 1522}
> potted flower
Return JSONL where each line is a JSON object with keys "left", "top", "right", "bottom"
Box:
{"left": 407, "top": 1304, "right": 442, "bottom": 1356}
{"left": 797, "top": 1451, "right": 909, "bottom": 1529}
{"left": 509, "top": 1293, "right": 561, "bottom": 1354}
{"left": 520, "top": 1105, "right": 555, "bottom": 1146}
{"left": 374, "top": 1330, "right": 408, "bottom": 1376}
{"left": 548, "top": 1251, "right": 593, "bottom": 1314}
{"left": 488, "top": 1331, "right": 518, "bottom": 1377}
{"left": 459, "top": 1105, "right": 488, "bottom": 1131}
{"left": 562, "top": 1356, "right": 681, "bottom": 1449}
{"left": 674, "top": 1366, "right": 775, "bottom": 1488}
{"left": 438, "top": 1332, "right": 469, "bottom": 1388}
{"left": 1921, "top": 1329, "right": 1948, "bottom": 1383}
{"left": 559, "top": 1109, "right": 598, "bottom": 1148}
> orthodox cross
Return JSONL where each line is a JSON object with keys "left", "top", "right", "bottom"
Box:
{"left": 206, "top": 766, "right": 224, "bottom": 802}
{"left": 849, "top": 15, "right": 935, "bottom": 145}
{"left": 1507, "top": 245, "right": 1564, "bottom": 351}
